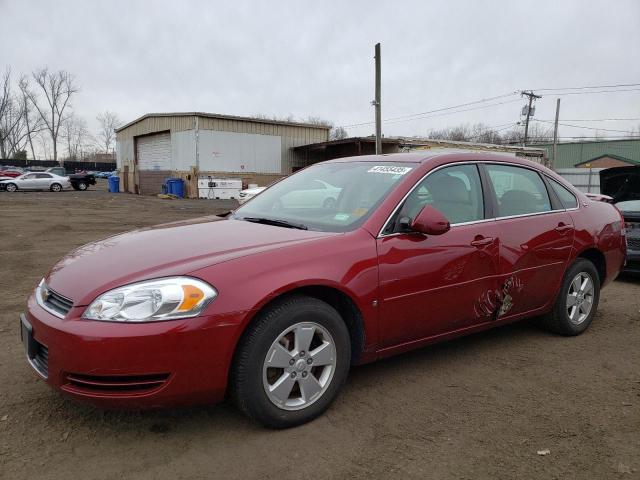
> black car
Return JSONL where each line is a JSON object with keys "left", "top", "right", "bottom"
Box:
{"left": 600, "top": 166, "right": 640, "bottom": 273}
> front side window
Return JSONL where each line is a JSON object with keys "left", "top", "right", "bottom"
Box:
{"left": 548, "top": 177, "right": 578, "bottom": 209}
{"left": 234, "top": 162, "right": 414, "bottom": 232}
{"left": 385, "top": 164, "right": 484, "bottom": 233}
{"left": 486, "top": 164, "right": 551, "bottom": 217}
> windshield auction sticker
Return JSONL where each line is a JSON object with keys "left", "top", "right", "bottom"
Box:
{"left": 367, "top": 166, "right": 413, "bottom": 175}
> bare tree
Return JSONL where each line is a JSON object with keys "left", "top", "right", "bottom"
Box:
{"left": 23, "top": 68, "right": 78, "bottom": 162}
{"left": 62, "top": 114, "right": 92, "bottom": 161}
{"left": 96, "top": 111, "right": 120, "bottom": 154}
{"left": 0, "top": 68, "right": 26, "bottom": 158}
{"left": 330, "top": 126, "right": 348, "bottom": 140}
{"left": 18, "top": 76, "right": 44, "bottom": 160}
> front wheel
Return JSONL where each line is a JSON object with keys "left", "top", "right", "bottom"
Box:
{"left": 50, "top": 183, "right": 62, "bottom": 192}
{"left": 232, "top": 295, "right": 351, "bottom": 428}
{"left": 75, "top": 181, "right": 88, "bottom": 191}
{"left": 5, "top": 183, "right": 17, "bottom": 192}
{"left": 539, "top": 258, "right": 600, "bottom": 336}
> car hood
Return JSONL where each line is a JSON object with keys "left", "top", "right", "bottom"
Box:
{"left": 600, "top": 166, "right": 640, "bottom": 203}
{"left": 46, "top": 216, "right": 335, "bottom": 306}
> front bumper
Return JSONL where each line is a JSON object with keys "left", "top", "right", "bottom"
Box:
{"left": 22, "top": 294, "right": 244, "bottom": 409}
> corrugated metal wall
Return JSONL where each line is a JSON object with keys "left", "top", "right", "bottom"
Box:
{"left": 556, "top": 168, "right": 604, "bottom": 193}
{"left": 116, "top": 114, "right": 329, "bottom": 175}
{"left": 199, "top": 130, "right": 281, "bottom": 173}
{"left": 534, "top": 140, "right": 640, "bottom": 169}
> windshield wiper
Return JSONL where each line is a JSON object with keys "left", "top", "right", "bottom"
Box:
{"left": 239, "top": 216, "right": 308, "bottom": 230}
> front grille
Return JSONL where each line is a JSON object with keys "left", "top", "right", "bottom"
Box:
{"left": 62, "top": 373, "right": 170, "bottom": 396}
{"left": 43, "top": 287, "right": 73, "bottom": 316}
{"left": 628, "top": 237, "right": 640, "bottom": 251}
{"left": 30, "top": 342, "right": 48, "bottom": 378}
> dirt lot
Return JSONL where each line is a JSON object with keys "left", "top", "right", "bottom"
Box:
{"left": 1, "top": 184, "right": 638, "bottom": 480}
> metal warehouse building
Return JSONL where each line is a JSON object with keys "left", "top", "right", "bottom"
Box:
{"left": 115, "top": 112, "right": 329, "bottom": 196}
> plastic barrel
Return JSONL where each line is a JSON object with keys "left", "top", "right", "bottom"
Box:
{"left": 167, "top": 178, "right": 184, "bottom": 198}
{"left": 108, "top": 176, "right": 120, "bottom": 193}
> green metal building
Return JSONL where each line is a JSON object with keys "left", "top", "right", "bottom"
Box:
{"left": 532, "top": 139, "right": 640, "bottom": 169}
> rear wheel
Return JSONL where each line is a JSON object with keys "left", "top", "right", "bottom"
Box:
{"left": 76, "top": 181, "right": 88, "bottom": 191}
{"left": 539, "top": 258, "right": 600, "bottom": 335}
{"left": 5, "top": 183, "right": 17, "bottom": 192}
{"left": 232, "top": 295, "right": 351, "bottom": 428}
{"left": 50, "top": 183, "right": 62, "bottom": 192}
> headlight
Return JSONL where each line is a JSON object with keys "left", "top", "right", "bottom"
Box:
{"left": 83, "top": 277, "right": 217, "bottom": 322}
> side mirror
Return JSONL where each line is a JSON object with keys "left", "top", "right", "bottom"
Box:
{"left": 410, "top": 205, "right": 451, "bottom": 235}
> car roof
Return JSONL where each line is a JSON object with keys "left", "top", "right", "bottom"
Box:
{"left": 324, "top": 149, "right": 543, "bottom": 168}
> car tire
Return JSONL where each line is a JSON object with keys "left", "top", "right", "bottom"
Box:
{"left": 5, "top": 183, "right": 17, "bottom": 192}
{"left": 76, "top": 181, "right": 88, "bottom": 191}
{"left": 50, "top": 183, "right": 62, "bottom": 192}
{"left": 538, "top": 258, "right": 600, "bottom": 336}
{"left": 231, "top": 295, "right": 351, "bottom": 428}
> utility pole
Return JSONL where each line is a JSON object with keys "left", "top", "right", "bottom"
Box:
{"left": 521, "top": 90, "right": 541, "bottom": 146}
{"left": 552, "top": 98, "right": 561, "bottom": 170}
{"left": 374, "top": 43, "right": 382, "bottom": 154}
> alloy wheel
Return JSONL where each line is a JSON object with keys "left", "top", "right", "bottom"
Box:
{"left": 262, "top": 322, "right": 336, "bottom": 411}
{"left": 566, "top": 272, "right": 594, "bottom": 325}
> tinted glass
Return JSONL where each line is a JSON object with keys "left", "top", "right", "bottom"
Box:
{"left": 36, "top": 174, "right": 52, "bottom": 179}
{"left": 486, "top": 164, "right": 551, "bottom": 217}
{"left": 389, "top": 164, "right": 484, "bottom": 231}
{"left": 548, "top": 177, "right": 578, "bottom": 209}
{"left": 235, "top": 162, "right": 414, "bottom": 232}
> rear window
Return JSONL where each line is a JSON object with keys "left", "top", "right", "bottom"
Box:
{"left": 486, "top": 164, "right": 551, "bottom": 217}
{"left": 548, "top": 177, "right": 578, "bottom": 209}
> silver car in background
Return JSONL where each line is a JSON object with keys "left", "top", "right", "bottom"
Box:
{"left": 0, "top": 172, "right": 71, "bottom": 192}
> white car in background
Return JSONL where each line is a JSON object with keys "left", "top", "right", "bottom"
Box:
{"left": 238, "top": 186, "right": 267, "bottom": 204}
{"left": 275, "top": 179, "right": 342, "bottom": 209}
{"left": 0, "top": 172, "right": 71, "bottom": 192}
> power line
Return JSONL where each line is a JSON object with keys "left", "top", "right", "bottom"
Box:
{"left": 530, "top": 82, "right": 640, "bottom": 92}
{"left": 538, "top": 117, "right": 640, "bottom": 122}
{"left": 533, "top": 119, "right": 638, "bottom": 134}
{"left": 341, "top": 92, "right": 518, "bottom": 128}
{"left": 544, "top": 88, "right": 640, "bottom": 96}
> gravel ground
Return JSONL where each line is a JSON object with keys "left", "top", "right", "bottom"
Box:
{"left": 1, "top": 184, "right": 638, "bottom": 479}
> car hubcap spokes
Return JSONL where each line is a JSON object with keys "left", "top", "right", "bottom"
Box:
{"left": 263, "top": 322, "right": 336, "bottom": 411}
{"left": 566, "top": 272, "right": 594, "bottom": 325}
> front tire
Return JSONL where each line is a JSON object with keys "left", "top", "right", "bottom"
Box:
{"left": 232, "top": 295, "right": 351, "bottom": 428}
{"left": 50, "top": 183, "right": 62, "bottom": 192}
{"left": 5, "top": 183, "right": 17, "bottom": 192}
{"left": 539, "top": 258, "right": 600, "bottom": 336}
{"left": 76, "top": 181, "right": 88, "bottom": 191}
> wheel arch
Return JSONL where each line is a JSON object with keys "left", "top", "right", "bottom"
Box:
{"left": 576, "top": 247, "right": 606, "bottom": 285}
{"left": 232, "top": 284, "right": 367, "bottom": 370}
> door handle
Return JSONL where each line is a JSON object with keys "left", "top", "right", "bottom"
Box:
{"left": 555, "top": 223, "right": 573, "bottom": 234}
{"left": 470, "top": 236, "right": 494, "bottom": 247}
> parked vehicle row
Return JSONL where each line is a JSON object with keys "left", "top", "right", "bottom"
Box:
{"left": 0, "top": 172, "right": 71, "bottom": 192}
{"left": 21, "top": 151, "right": 626, "bottom": 428}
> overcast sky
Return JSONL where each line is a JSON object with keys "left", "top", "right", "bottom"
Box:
{"left": 2, "top": 0, "right": 639, "bottom": 144}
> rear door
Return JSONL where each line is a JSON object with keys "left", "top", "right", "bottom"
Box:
{"left": 482, "top": 163, "right": 574, "bottom": 317}
{"left": 377, "top": 163, "right": 500, "bottom": 347}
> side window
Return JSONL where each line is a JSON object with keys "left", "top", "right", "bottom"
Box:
{"left": 486, "top": 164, "right": 551, "bottom": 217}
{"left": 388, "top": 164, "right": 484, "bottom": 232}
{"left": 548, "top": 177, "right": 578, "bottom": 209}
{"left": 37, "top": 174, "right": 52, "bottom": 179}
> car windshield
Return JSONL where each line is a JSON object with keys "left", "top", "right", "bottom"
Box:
{"left": 616, "top": 200, "right": 640, "bottom": 213}
{"left": 233, "top": 161, "right": 415, "bottom": 232}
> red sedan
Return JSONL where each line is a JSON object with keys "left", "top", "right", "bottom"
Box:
{"left": 21, "top": 152, "right": 626, "bottom": 428}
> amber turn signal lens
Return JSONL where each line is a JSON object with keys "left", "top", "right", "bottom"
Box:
{"left": 178, "top": 285, "right": 205, "bottom": 311}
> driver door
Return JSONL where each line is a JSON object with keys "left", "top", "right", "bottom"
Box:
{"left": 376, "top": 163, "right": 500, "bottom": 347}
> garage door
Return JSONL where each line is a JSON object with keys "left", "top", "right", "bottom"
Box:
{"left": 136, "top": 132, "right": 171, "bottom": 194}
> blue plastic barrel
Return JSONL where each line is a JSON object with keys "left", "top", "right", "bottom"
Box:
{"left": 108, "top": 176, "right": 120, "bottom": 193}
{"left": 167, "top": 178, "right": 184, "bottom": 198}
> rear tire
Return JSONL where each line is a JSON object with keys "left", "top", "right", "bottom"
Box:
{"left": 538, "top": 258, "right": 600, "bottom": 336}
{"left": 50, "top": 183, "right": 62, "bottom": 192}
{"left": 76, "top": 181, "right": 88, "bottom": 191}
{"left": 5, "top": 183, "right": 17, "bottom": 192}
{"left": 231, "top": 295, "right": 351, "bottom": 428}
